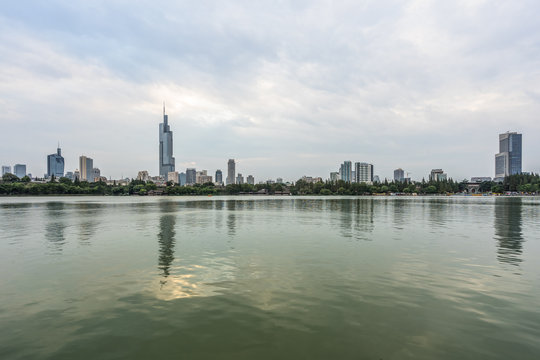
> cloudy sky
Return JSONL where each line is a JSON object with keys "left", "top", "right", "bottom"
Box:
{"left": 1, "top": 0, "right": 539, "bottom": 182}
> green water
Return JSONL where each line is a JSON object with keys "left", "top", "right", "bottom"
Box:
{"left": 1, "top": 196, "right": 539, "bottom": 359}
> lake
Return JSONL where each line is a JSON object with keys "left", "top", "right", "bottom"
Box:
{"left": 1, "top": 196, "right": 539, "bottom": 359}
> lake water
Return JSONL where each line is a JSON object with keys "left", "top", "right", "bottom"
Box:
{"left": 1, "top": 196, "right": 539, "bottom": 359}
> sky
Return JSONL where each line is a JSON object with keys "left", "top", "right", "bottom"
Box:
{"left": 1, "top": 0, "right": 539, "bottom": 182}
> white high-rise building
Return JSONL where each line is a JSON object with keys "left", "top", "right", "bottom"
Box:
{"left": 227, "top": 159, "right": 235, "bottom": 185}
{"left": 355, "top": 162, "right": 373, "bottom": 183}
{"left": 168, "top": 171, "right": 179, "bottom": 184}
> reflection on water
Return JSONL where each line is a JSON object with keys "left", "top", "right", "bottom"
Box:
{"left": 45, "top": 202, "right": 66, "bottom": 253}
{"left": 75, "top": 202, "right": 102, "bottom": 244}
{"left": 157, "top": 201, "right": 176, "bottom": 279}
{"left": 494, "top": 198, "right": 523, "bottom": 266}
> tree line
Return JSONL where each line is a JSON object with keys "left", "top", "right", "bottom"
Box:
{"left": 1, "top": 173, "right": 538, "bottom": 196}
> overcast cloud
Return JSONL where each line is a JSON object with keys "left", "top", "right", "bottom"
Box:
{"left": 1, "top": 0, "right": 539, "bottom": 181}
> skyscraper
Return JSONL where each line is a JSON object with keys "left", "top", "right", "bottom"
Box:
{"left": 186, "top": 168, "right": 196, "bottom": 185}
{"left": 159, "top": 104, "right": 175, "bottom": 178}
{"left": 247, "top": 175, "right": 255, "bottom": 185}
{"left": 340, "top": 161, "right": 352, "bottom": 183}
{"left": 394, "top": 168, "right": 404, "bottom": 182}
{"left": 215, "top": 169, "right": 223, "bottom": 184}
{"left": 236, "top": 173, "right": 244, "bottom": 184}
{"left": 14, "top": 164, "right": 26, "bottom": 178}
{"left": 355, "top": 162, "right": 374, "bottom": 183}
{"left": 79, "top": 156, "right": 93, "bottom": 182}
{"left": 226, "top": 159, "right": 235, "bottom": 185}
{"left": 47, "top": 145, "right": 64, "bottom": 178}
{"left": 495, "top": 132, "right": 522, "bottom": 179}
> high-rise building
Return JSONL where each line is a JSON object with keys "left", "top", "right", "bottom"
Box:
{"left": 73, "top": 169, "right": 80, "bottom": 181}
{"left": 276, "top": 177, "right": 283, "bottom": 184}
{"left": 79, "top": 156, "right": 93, "bottom": 182}
{"left": 394, "top": 168, "right": 405, "bottom": 182}
{"left": 236, "top": 173, "right": 244, "bottom": 184}
{"left": 247, "top": 175, "right": 255, "bottom": 185}
{"left": 167, "top": 171, "right": 179, "bottom": 184}
{"left": 65, "top": 171, "right": 74, "bottom": 181}
{"left": 227, "top": 159, "right": 235, "bottom": 185}
{"left": 1, "top": 166, "right": 11, "bottom": 176}
{"left": 495, "top": 132, "right": 522, "bottom": 179}
{"left": 91, "top": 168, "right": 100, "bottom": 182}
{"left": 14, "top": 164, "right": 26, "bottom": 178}
{"left": 355, "top": 162, "right": 374, "bottom": 183}
{"left": 159, "top": 105, "right": 175, "bottom": 178}
{"left": 47, "top": 145, "right": 64, "bottom": 178}
{"left": 215, "top": 170, "right": 223, "bottom": 184}
{"left": 429, "top": 169, "right": 447, "bottom": 181}
{"left": 179, "top": 172, "right": 186, "bottom": 186}
{"left": 196, "top": 170, "right": 212, "bottom": 184}
{"left": 340, "top": 161, "right": 352, "bottom": 183}
{"left": 186, "top": 168, "right": 196, "bottom": 185}
{"left": 330, "top": 172, "right": 339, "bottom": 182}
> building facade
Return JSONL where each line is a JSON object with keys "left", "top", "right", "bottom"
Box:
{"left": 355, "top": 162, "right": 374, "bottom": 183}
{"left": 247, "top": 175, "right": 255, "bottom": 185}
{"left": 1, "top": 166, "right": 11, "bottom": 176}
{"left": 79, "top": 156, "right": 93, "bottom": 182}
{"left": 429, "top": 169, "right": 447, "bottom": 182}
{"left": 137, "top": 171, "right": 150, "bottom": 182}
{"left": 227, "top": 159, "right": 235, "bottom": 185}
{"left": 236, "top": 173, "right": 244, "bottom": 185}
{"left": 215, "top": 169, "right": 223, "bottom": 184}
{"left": 159, "top": 105, "right": 175, "bottom": 178}
{"left": 340, "top": 161, "right": 352, "bottom": 183}
{"left": 91, "top": 168, "right": 101, "bottom": 182}
{"left": 394, "top": 168, "right": 405, "bottom": 182}
{"left": 186, "top": 168, "right": 196, "bottom": 185}
{"left": 14, "top": 164, "right": 26, "bottom": 178}
{"left": 167, "top": 171, "right": 179, "bottom": 184}
{"left": 47, "top": 146, "right": 64, "bottom": 178}
{"left": 495, "top": 132, "right": 522, "bottom": 179}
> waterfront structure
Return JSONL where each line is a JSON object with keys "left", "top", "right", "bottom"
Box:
{"left": 236, "top": 173, "right": 244, "bottom": 185}
{"left": 159, "top": 105, "right": 175, "bottom": 178}
{"left": 168, "top": 171, "right": 179, "bottom": 184}
{"left": 340, "top": 161, "right": 352, "bottom": 183}
{"left": 14, "top": 164, "right": 26, "bottom": 178}
{"left": 226, "top": 159, "right": 236, "bottom": 185}
{"left": 355, "top": 162, "right": 374, "bottom": 183}
{"left": 247, "top": 175, "right": 255, "bottom": 185}
{"left": 79, "top": 156, "right": 93, "bottom": 182}
{"left": 215, "top": 170, "right": 223, "bottom": 185}
{"left": 394, "top": 168, "right": 405, "bottom": 182}
{"left": 186, "top": 168, "right": 196, "bottom": 185}
{"left": 495, "top": 132, "right": 522, "bottom": 179}
{"left": 179, "top": 172, "right": 186, "bottom": 186}
{"left": 430, "top": 169, "right": 447, "bottom": 181}
{"left": 47, "top": 146, "right": 64, "bottom": 178}
{"left": 1, "top": 165, "right": 11, "bottom": 176}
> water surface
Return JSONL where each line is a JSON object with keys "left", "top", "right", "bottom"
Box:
{"left": 1, "top": 196, "right": 539, "bottom": 359}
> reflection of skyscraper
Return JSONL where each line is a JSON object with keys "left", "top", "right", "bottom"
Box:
{"left": 227, "top": 159, "right": 235, "bottom": 185}
{"left": 494, "top": 198, "right": 523, "bottom": 266}
{"left": 495, "top": 132, "right": 522, "bottom": 179}
{"left": 158, "top": 202, "right": 176, "bottom": 278}
{"left": 45, "top": 202, "right": 66, "bottom": 252}
{"left": 47, "top": 145, "right": 64, "bottom": 178}
{"left": 159, "top": 105, "right": 175, "bottom": 178}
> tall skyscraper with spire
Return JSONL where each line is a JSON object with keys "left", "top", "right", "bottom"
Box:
{"left": 159, "top": 103, "right": 175, "bottom": 178}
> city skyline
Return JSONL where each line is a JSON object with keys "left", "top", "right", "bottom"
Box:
{"left": 1, "top": 2, "right": 540, "bottom": 180}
